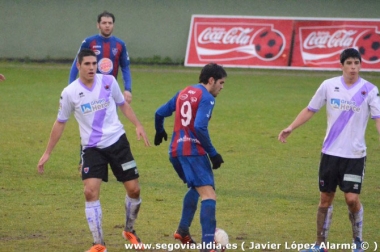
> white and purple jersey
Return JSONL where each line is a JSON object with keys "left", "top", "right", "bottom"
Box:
{"left": 58, "top": 74, "right": 125, "bottom": 149}
{"left": 308, "top": 76, "right": 380, "bottom": 158}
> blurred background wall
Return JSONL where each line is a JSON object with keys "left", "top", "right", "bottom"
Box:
{"left": 1, "top": 0, "right": 379, "bottom": 62}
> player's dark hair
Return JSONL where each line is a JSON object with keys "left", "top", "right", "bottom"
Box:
{"left": 340, "top": 48, "right": 361, "bottom": 64}
{"left": 199, "top": 63, "right": 227, "bottom": 84}
{"left": 97, "top": 11, "right": 115, "bottom": 23}
{"left": 77, "top": 49, "right": 96, "bottom": 64}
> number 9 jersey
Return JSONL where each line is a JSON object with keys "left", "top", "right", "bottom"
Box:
{"left": 155, "top": 84, "right": 218, "bottom": 158}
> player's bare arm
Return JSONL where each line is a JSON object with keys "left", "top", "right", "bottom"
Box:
{"left": 37, "top": 121, "right": 66, "bottom": 174}
{"left": 119, "top": 102, "right": 150, "bottom": 146}
{"left": 278, "top": 107, "right": 315, "bottom": 143}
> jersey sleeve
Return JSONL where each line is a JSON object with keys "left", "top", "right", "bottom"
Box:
{"left": 68, "top": 40, "right": 90, "bottom": 84}
{"left": 155, "top": 92, "right": 179, "bottom": 133}
{"left": 369, "top": 85, "right": 380, "bottom": 119}
{"left": 110, "top": 75, "right": 125, "bottom": 106}
{"left": 308, "top": 81, "right": 327, "bottom": 112}
{"left": 57, "top": 88, "right": 73, "bottom": 122}
{"left": 194, "top": 94, "right": 217, "bottom": 157}
{"left": 119, "top": 42, "right": 132, "bottom": 92}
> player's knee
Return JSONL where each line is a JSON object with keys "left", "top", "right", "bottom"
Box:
{"left": 127, "top": 186, "right": 140, "bottom": 198}
{"left": 83, "top": 186, "right": 99, "bottom": 201}
{"left": 345, "top": 197, "right": 360, "bottom": 209}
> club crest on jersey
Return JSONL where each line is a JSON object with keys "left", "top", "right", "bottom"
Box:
{"left": 112, "top": 48, "right": 118, "bottom": 56}
{"left": 83, "top": 167, "right": 89, "bottom": 173}
{"left": 80, "top": 99, "right": 110, "bottom": 114}
{"left": 190, "top": 97, "right": 197, "bottom": 103}
{"left": 179, "top": 94, "right": 188, "bottom": 100}
{"left": 330, "top": 98, "right": 360, "bottom": 112}
{"left": 361, "top": 90, "right": 367, "bottom": 96}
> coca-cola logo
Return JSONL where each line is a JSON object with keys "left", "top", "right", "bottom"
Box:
{"left": 299, "top": 25, "right": 380, "bottom": 65}
{"left": 198, "top": 27, "right": 253, "bottom": 45}
{"left": 303, "top": 30, "right": 356, "bottom": 49}
{"left": 195, "top": 25, "right": 286, "bottom": 61}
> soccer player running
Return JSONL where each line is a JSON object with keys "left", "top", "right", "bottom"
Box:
{"left": 154, "top": 63, "right": 226, "bottom": 252}
{"left": 38, "top": 49, "right": 150, "bottom": 252}
{"left": 69, "top": 11, "right": 132, "bottom": 104}
{"left": 278, "top": 48, "right": 380, "bottom": 252}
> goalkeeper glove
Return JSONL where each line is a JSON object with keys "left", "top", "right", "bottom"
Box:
{"left": 154, "top": 130, "right": 168, "bottom": 146}
{"left": 210, "top": 153, "right": 224, "bottom": 169}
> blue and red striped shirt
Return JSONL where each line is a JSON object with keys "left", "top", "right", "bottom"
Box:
{"left": 69, "top": 34, "right": 131, "bottom": 92}
{"left": 155, "top": 84, "right": 217, "bottom": 157}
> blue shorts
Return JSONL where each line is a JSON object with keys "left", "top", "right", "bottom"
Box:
{"left": 170, "top": 155, "right": 214, "bottom": 188}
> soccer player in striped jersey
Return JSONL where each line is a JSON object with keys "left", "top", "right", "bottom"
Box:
{"left": 69, "top": 11, "right": 132, "bottom": 104}
{"left": 154, "top": 63, "right": 227, "bottom": 252}
{"left": 278, "top": 48, "right": 380, "bottom": 252}
{"left": 38, "top": 49, "right": 150, "bottom": 252}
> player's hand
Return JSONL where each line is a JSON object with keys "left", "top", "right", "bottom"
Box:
{"left": 154, "top": 130, "right": 168, "bottom": 146}
{"left": 210, "top": 153, "right": 224, "bottom": 169}
{"left": 278, "top": 127, "right": 292, "bottom": 143}
{"left": 37, "top": 153, "right": 50, "bottom": 174}
{"left": 123, "top": 90, "right": 132, "bottom": 104}
{"left": 136, "top": 125, "right": 151, "bottom": 146}
{"left": 0, "top": 74, "right": 5, "bottom": 82}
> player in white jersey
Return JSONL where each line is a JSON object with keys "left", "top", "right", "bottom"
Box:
{"left": 278, "top": 48, "right": 380, "bottom": 252}
{"left": 37, "top": 49, "right": 150, "bottom": 252}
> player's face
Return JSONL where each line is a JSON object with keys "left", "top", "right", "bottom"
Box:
{"left": 209, "top": 77, "right": 225, "bottom": 97}
{"left": 97, "top": 17, "right": 114, "bottom": 37}
{"left": 78, "top": 56, "right": 97, "bottom": 84}
{"left": 341, "top": 57, "right": 361, "bottom": 84}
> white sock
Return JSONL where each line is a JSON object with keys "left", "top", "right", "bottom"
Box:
{"left": 349, "top": 204, "right": 363, "bottom": 241}
{"left": 85, "top": 200, "right": 104, "bottom": 245}
{"left": 125, "top": 195, "right": 141, "bottom": 232}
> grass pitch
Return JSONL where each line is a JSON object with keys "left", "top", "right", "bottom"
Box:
{"left": 0, "top": 62, "right": 379, "bottom": 251}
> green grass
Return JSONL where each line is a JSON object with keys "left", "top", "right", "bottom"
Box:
{"left": 1, "top": 62, "right": 380, "bottom": 251}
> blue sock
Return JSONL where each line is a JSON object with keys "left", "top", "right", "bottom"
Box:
{"left": 200, "top": 199, "right": 216, "bottom": 245}
{"left": 178, "top": 188, "right": 199, "bottom": 231}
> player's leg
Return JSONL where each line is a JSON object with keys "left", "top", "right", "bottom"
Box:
{"left": 170, "top": 156, "right": 198, "bottom": 244}
{"left": 107, "top": 134, "right": 144, "bottom": 249}
{"left": 174, "top": 187, "right": 199, "bottom": 244}
{"left": 339, "top": 156, "right": 365, "bottom": 251}
{"left": 82, "top": 147, "right": 108, "bottom": 250}
{"left": 301, "top": 153, "right": 338, "bottom": 252}
{"left": 316, "top": 192, "right": 334, "bottom": 244}
{"left": 183, "top": 155, "right": 216, "bottom": 250}
{"left": 196, "top": 185, "right": 217, "bottom": 251}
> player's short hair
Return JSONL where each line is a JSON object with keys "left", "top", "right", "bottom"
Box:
{"left": 340, "top": 48, "right": 361, "bottom": 64}
{"left": 77, "top": 49, "right": 96, "bottom": 64}
{"left": 199, "top": 63, "right": 227, "bottom": 84}
{"left": 97, "top": 11, "right": 115, "bottom": 23}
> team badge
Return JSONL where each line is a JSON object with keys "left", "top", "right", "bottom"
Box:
{"left": 83, "top": 167, "right": 89, "bottom": 173}
{"left": 112, "top": 48, "right": 118, "bottom": 56}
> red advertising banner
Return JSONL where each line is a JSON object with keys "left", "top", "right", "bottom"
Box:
{"left": 292, "top": 18, "right": 380, "bottom": 71}
{"left": 185, "top": 15, "right": 380, "bottom": 71}
{"left": 185, "top": 15, "right": 294, "bottom": 68}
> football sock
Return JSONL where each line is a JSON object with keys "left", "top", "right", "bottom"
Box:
{"left": 85, "top": 200, "right": 104, "bottom": 245}
{"left": 316, "top": 205, "right": 333, "bottom": 244}
{"left": 125, "top": 195, "right": 141, "bottom": 232}
{"left": 349, "top": 204, "right": 363, "bottom": 240}
{"left": 178, "top": 187, "right": 199, "bottom": 231}
{"left": 200, "top": 199, "right": 216, "bottom": 247}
